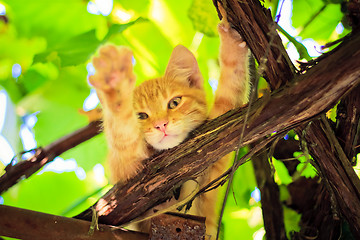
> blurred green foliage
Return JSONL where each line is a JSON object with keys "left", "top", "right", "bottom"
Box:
{"left": 0, "top": 0, "right": 350, "bottom": 239}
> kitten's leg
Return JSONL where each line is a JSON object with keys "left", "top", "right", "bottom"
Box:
{"left": 203, "top": 6, "right": 250, "bottom": 239}
{"left": 209, "top": 7, "right": 249, "bottom": 119}
{"left": 90, "top": 45, "right": 149, "bottom": 183}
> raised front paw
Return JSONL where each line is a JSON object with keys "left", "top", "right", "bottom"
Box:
{"left": 218, "top": 22, "right": 247, "bottom": 49}
{"left": 89, "top": 45, "right": 135, "bottom": 94}
{"left": 217, "top": 3, "right": 247, "bottom": 50}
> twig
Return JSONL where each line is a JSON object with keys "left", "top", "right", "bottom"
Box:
{"left": 0, "top": 120, "right": 102, "bottom": 194}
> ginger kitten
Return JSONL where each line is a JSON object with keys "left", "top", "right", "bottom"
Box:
{"left": 89, "top": 8, "right": 249, "bottom": 239}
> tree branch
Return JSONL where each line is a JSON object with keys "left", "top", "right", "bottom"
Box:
{"left": 252, "top": 150, "right": 287, "bottom": 240}
{"left": 335, "top": 85, "right": 360, "bottom": 164}
{"left": 298, "top": 117, "right": 360, "bottom": 238}
{"left": 0, "top": 205, "right": 148, "bottom": 240}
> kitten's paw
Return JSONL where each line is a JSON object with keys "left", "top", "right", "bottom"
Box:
{"left": 218, "top": 20, "right": 247, "bottom": 49}
{"left": 217, "top": 4, "right": 247, "bottom": 49}
{"left": 89, "top": 45, "right": 135, "bottom": 93}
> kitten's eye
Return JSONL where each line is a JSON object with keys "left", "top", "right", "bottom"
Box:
{"left": 168, "top": 97, "right": 182, "bottom": 109}
{"left": 137, "top": 112, "right": 149, "bottom": 120}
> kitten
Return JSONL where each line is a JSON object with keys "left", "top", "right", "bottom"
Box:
{"left": 89, "top": 8, "right": 249, "bottom": 239}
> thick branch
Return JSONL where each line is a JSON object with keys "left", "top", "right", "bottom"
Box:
{"left": 300, "top": 118, "right": 360, "bottom": 238}
{"left": 287, "top": 177, "right": 341, "bottom": 239}
{"left": 0, "top": 205, "right": 148, "bottom": 240}
{"left": 252, "top": 150, "right": 287, "bottom": 240}
{"left": 75, "top": 32, "right": 360, "bottom": 226}
{"left": 335, "top": 85, "right": 360, "bottom": 163}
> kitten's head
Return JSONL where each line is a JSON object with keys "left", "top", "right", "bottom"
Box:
{"left": 134, "top": 45, "right": 207, "bottom": 150}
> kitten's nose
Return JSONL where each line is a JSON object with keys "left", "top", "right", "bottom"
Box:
{"left": 155, "top": 121, "right": 168, "bottom": 133}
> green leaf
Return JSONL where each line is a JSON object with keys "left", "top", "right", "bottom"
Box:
{"left": 273, "top": 158, "right": 293, "bottom": 185}
{"left": 33, "top": 19, "right": 145, "bottom": 67}
{"left": 294, "top": 152, "right": 318, "bottom": 178}
{"left": 104, "top": 17, "right": 148, "bottom": 42}
{"left": 188, "top": 0, "right": 219, "bottom": 37}
{"left": 117, "top": 0, "right": 150, "bottom": 16}
{"left": 33, "top": 30, "right": 100, "bottom": 67}
{"left": 283, "top": 206, "right": 301, "bottom": 238}
{"left": 230, "top": 154, "right": 258, "bottom": 209}
{"left": 6, "top": 0, "right": 104, "bottom": 48}
{"left": 110, "top": 20, "right": 173, "bottom": 80}
{"left": 2, "top": 172, "right": 87, "bottom": 215}
{"left": 292, "top": 0, "right": 343, "bottom": 41}
{"left": 18, "top": 63, "right": 59, "bottom": 93}
{"left": 18, "top": 65, "right": 89, "bottom": 146}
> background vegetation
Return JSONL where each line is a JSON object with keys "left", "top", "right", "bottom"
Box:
{"left": 0, "top": 0, "right": 356, "bottom": 239}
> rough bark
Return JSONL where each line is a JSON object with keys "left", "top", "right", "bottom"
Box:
{"left": 299, "top": 118, "right": 360, "bottom": 238}
{"left": 287, "top": 177, "right": 341, "bottom": 240}
{"left": 336, "top": 85, "right": 360, "bottom": 164}
{"left": 0, "top": 205, "right": 148, "bottom": 240}
{"left": 75, "top": 31, "right": 360, "bottom": 226}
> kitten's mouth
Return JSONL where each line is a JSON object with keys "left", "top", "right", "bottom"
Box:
{"left": 160, "top": 133, "right": 170, "bottom": 140}
{"left": 149, "top": 132, "right": 185, "bottom": 150}
{"left": 160, "top": 133, "right": 177, "bottom": 142}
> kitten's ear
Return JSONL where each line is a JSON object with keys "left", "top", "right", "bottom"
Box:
{"left": 164, "top": 45, "right": 203, "bottom": 89}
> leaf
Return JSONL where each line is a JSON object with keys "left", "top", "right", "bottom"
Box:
{"left": 2, "top": 172, "right": 88, "bottom": 215}
{"left": 230, "top": 153, "right": 258, "bottom": 209}
{"left": 6, "top": 0, "right": 104, "bottom": 48}
{"left": 33, "top": 18, "right": 145, "bottom": 67}
{"left": 33, "top": 30, "right": 100, "bottom": 67}
{"left": 18, "top": 63, "right": 59, "bottom": 93}
{"left": 283, "top": 206, "right": 301, "bottom": 238}
{"left": 272, "top": 158, "right": 293, "bottom": 185}
{"left": 103, "top": 17, "right": 148, "bottom": 42}
{"left": 149, "top": 0, "right": 196, "bottom": 46}
{"left": 188, "top": 0, "right": 219, "bottom": 37}
{"left": 110, "top": 20, "right": 173, "bottom": 80}
{"left": 18, "top": 65, "right": 89, "bottom": 146}
{"left": 294, "top": 152, "right": 317, "bottom": 178}
{"left": 117, "top": 0, "right": 150, "bottom": 16}
{"left": 292, "top": 0, "right": 343, "bottom": 41}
